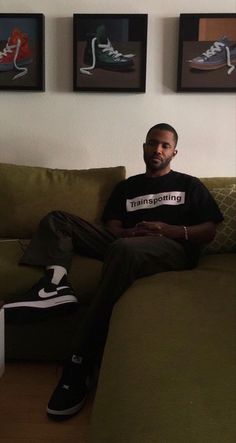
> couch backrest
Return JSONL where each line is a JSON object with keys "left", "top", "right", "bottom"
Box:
{"left": 0, "top": 163, "right": 126, "bottom": 238}
{"left": 201, "top": 177, "right": 236, "bottom": 190}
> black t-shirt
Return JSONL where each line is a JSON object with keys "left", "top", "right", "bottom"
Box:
{"left": 102, "top": 170, "right": 224, "bottom": 266}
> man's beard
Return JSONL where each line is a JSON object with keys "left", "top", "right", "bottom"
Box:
{"left": 144, "top": 154, "right": 172, "bottom": 172}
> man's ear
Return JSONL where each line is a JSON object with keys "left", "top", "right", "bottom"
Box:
{"left": 173, "top": 149, "right": 178, "bottom": 157}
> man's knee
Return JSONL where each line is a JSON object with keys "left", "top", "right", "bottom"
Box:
{"left": 39, "top": 210, "right": 67, "bottom": 228}
{"left": 106, "top": 238, "right": 140, "bottom": 261}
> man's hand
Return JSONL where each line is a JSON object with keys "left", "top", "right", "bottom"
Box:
{"left": 106, "top": 220, "right": 178, "bottom": 238}
{"left": 117, "top": 225, "right": 153, "bottom": 238}
{"left": 106, "top": 219, "right": 217, "bottom": 243}
{"left": 105, "top": 220, "right": 156, "bottom": 238}
{"left": 135, "top": 221, "right": 180, "bottom": 238}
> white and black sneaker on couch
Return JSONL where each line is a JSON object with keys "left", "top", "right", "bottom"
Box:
{"left": 3, "top": 269, "right": 78, "bottom": 321}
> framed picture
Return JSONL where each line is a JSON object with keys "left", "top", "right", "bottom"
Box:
{"left": 73, "top": 13, "right": 148, "bottom": 92}
{"left": 177, "top": 13, "right": 236, "bottom": 92}
{"left": 0, "top": 13, "right": 45, "bottom": 91}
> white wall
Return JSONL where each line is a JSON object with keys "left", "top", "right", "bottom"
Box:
{"left": 1, "top": 0, "right": 236, "bottom": 178}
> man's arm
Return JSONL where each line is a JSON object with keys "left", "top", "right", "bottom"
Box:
{"left": 135, "top": 221, "right": 217, "bottom": 244}
{"left": 106, "top": 219, "right": 218, "bottom": 244}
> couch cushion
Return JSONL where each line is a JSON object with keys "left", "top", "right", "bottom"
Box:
{"left": 0, "top": 163, "right": 125, "bottom": 238}
{"left": 89, "top": 255, "right": 236, "bottom": 442}
{"left": 198, "top": 252, "right": 236, "bottom": 272}
{"left": 204, "top": 184, "right": 236, "bottom": 254}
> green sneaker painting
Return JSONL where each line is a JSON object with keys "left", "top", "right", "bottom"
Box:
{"left": 80, "top": 25, "right": 135, "bottom": 75}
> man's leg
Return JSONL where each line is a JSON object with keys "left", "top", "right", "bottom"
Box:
{"left": 47, "top": 236, "right": 188, "bottom": 419}
{"left": 74, "top": 236, "right": 188, "bottom": 356}
{"left": 4, "top": 210, "right": 116, "bottom": 315}
{"left": 20, "top": 210, "right": 116, "bottom": 268}
{"left": 4, "top": 210, "right": 116, "bottom": 418}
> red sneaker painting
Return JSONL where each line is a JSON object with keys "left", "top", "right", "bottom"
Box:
{"left": 0, "top": 28, "right": 33, "bottom": 80}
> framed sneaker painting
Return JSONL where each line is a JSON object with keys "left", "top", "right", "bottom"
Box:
{"left": 0, "top": 13, "right": 44, "bottom": 91}
{"left": 73, "top": 13, "right": 148, "bottom": 92}
{"left": 177, "top": 13, "right": 236, "bottom": 92}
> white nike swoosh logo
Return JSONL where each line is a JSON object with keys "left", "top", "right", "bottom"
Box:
{"left": 38, "top": 286, "right": 70, "bottom": 299}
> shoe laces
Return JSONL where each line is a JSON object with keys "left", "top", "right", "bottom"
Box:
{"left": 99, "top": 39, "right": 124, "bottom": 59}
{"left": 80, "top": 37, "right": 97, "bottom": 75}
{"left": 202, "top": 39, "right": 235, "bottom": 75}
{"left": 0, "top": 38, "right": 29, "bottom": 80}
{"left": 60, "top": 355, "right": 88, "bottom": 388}
{"left": 225, "top": 46, "right": 235, "bottom": 75}
{"left": 80, "top": 37, "right": 134, "bottom": 76}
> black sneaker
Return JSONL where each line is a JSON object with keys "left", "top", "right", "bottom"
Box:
{"left": 47, "top": 355, "right": 92, "bottom": 419}
{"left": 3, "top": 270, "right": 78, "bottom": 322}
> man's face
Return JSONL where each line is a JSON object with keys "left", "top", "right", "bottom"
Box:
{"left": 143, "top": 129, "right": 177, "bottom": 176}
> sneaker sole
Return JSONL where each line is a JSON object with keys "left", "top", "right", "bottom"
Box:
{"left": 3, "top": 294, "right": 78, "bottom": 309}
{"left": 96, "top": 61, "right": 134, "bottom": 71}
{"left": 46, "top": 396, "right": 87, "bottom": 418}
{"left": 190, "top": 59, "right": 236, "bottom": 70}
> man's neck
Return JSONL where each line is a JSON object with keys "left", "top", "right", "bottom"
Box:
{"left": 145, "top": 167, "right": 172, "bottom": 178}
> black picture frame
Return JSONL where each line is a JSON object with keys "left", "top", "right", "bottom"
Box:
{"left": 73, "top": 13, "right": 148, "bottom": 92}
{"left": 177, "top": 13, "right": 236, "bottom": 92}
{"left": 0, "top": 13, "right": 45, "bottom": 91}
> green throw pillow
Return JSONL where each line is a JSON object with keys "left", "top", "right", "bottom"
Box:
{"left": 204, "top": 184, "right": 236, "bottom": 254}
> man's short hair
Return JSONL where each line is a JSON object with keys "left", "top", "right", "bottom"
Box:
{"left": 146, "top": 123, "right": 178, "bottom": 147}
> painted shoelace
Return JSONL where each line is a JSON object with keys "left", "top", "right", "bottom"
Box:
{"left": 0, "top": 38, "right": 29, "bottom": 80}
{"left": 202, "top": 40, "right": 235, "bottom": 75}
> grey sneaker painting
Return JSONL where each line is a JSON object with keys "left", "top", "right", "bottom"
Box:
{"left": 188, "top": 36, "right": 236, "bottom": 75}
{"left": 177, "top": 14, "right": 236, "bottom": 92}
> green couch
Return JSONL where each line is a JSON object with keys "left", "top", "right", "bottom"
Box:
{"left": 1, "top": 162, "right": 235, "bottom": 442}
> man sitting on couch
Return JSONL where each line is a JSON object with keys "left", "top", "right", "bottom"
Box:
{"left": 4, "top": 123, "right": 223, "bottom": 420}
